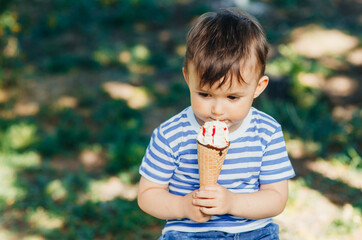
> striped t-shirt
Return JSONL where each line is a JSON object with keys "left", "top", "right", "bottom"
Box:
{"left": 139, "top": 106, "right": 295, "bottom": 234}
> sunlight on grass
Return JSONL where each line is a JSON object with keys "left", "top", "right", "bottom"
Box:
{"left": 276, "top": 179, "right": 350, "bottom": 240}
{"left": 175, "top": 44, "right": 186, "bottom": 57}
{"left": 55, "top": 96, "right": 78, "bottom": 109}
{"left": 0, "top": 11, "right": 21, "bottom": 35}
{"left": 266, "top": 45, "right": 312, "bottom": 77}
{"left": 347, "top": 48, "right": 362, "bottom": 66}
{"left": 0, "top": 164, "right": 25, "bottom": 204}
{"left": 14, "top": 102, "right": 39, "bottom": 116}
{"left": 297, "top": 72, "right": 325, "bottom": 89}
{"left": 5, "top": 123, "right": 38, "bottom": 150}
{"left": 0, "top": 151, "right": 41, "bottom": 168}
{"left": 0, "top": 102, "right": 40, "bottom": 119}
{"left": 118, "top": 45, "right": 151, "bottom": 62}
{"left": 79, "top": 147, "right": 106, "bottom": 172}
{"left": 290, "top": 24, "right": 359, "bottom": 58}
{"left": 324, "top": 75, "right": 359, "bottom": 97}
{"left": 102, "top": 81, "right": 151, "bottom": 109}
{"left": 117, "top": 44, "right": 156, "bottom": 75}
{"left": 90, "top": 176, "right": 138, "bottom": 202}
{"left": 307, "top": 156, "right": 362, "bottom": 189}
{"left": 132, "top": 45, "right": 150, "bottom": 61}
{"left": 127, "top": 63, "right": 155, "bottom": 75}
{"left": 0, "top": 89, "right": 9, "bottom": 103}
{"left": 276, "top": 157, "right": 362, "bottom": 240}
{"left": 3, "top": 37, "right": 19, "bottom": 57}
{"left": 328, "top": 204, "right": 362, "bottom": 236}
{"left": 27, "top": 207, "right": 64, "bottom": 230}
{"left": 46, "top": 179, "right": 68, "bottom": 202}
{"left": 332, "top": 105, "right": 358, "bottom": 122}
{"left": 118, "top": 50, "right": 132, "bottom": 64}
{"left": 0, "top": 152, "right": 41, "bottom": 204}
{"left": 23, "top": 235, "right": 46, "bottom": 240}
{"left": 286, "top": 138, "right": 321, "bottom": 159}
{"left": 0, "top": 227, "right": 17, "bottom": 240}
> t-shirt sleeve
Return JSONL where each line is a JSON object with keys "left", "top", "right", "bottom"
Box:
{"left": 139, "top": 126, "right": 177, "bottom": 185}
{"left": 259, "top": 126, "right": 295, "bottom": 184}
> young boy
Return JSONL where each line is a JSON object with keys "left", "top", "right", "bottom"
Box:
{"left": 138, "top": 8, "right": 295, "bottom": 239}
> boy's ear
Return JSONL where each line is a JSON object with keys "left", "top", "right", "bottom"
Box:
{"left": 253, "top": 75, "right": 269, "bottom": 98}
{"left": 183, "top": 67, "right": 189, "bottom": 85}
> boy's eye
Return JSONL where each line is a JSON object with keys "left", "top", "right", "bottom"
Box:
{"left": 227, "top": 96, "right": 239, "bottom": 100}
{"left": 198, "top": 93, "right": 210, "bottom": 97}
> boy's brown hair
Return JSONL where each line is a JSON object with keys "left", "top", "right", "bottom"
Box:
{"left": 184, "top": 8, "right": 269, "bottom": 87}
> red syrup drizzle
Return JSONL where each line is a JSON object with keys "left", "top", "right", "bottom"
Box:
{"left": 212, "top": 125, "right": 216, "bottom": 144}
{"left": 202, "top": 126, "right": 206, "bottom": 136}
{"left": 224, "top": 127, "right": 229, "bottom": 145}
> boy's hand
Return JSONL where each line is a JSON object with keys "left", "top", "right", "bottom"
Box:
{"left": 192, "top": 184, "right": 234, "bottom": 215}
{"left": 182, "top": 190, "right": 211, "bottom": 223}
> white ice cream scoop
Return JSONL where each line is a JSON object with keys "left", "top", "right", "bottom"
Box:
{"left": 197, "top": 120, "right": 229, "bottom": 148}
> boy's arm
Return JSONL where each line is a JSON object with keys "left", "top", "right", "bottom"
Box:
{"left": 230, "top": 180, "right": 289, "bottom": 219}
{"left": 193, "top": 180, "right": 289, "bottom": 219}
{"left": 137, "top": 176, "right": 211, "bottom": 222}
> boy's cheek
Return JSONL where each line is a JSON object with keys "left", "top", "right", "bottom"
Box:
{"left": 191, "top": 102, "right": 208, "bottom": 118}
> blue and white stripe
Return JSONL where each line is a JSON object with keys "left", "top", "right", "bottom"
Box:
{"left": 139, "top": 106, "right": 295, "bottom": 233}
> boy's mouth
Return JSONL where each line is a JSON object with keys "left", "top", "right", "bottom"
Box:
{"left": 211, "top": 118, "right": 226, "bottom": 122}
{"left": 210, "top": 118, "right": 230, "bottom": 125}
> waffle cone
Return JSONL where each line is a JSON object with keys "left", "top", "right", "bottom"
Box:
{"left": 197, "top": 142, "right": 229, "bottom": 186}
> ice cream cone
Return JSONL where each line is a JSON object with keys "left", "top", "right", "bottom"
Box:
{"left": 197, "top": 141, "right": 229, "bottom": 186}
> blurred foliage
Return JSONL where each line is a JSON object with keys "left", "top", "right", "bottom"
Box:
{"left": 0, "top": 0, "right": 361, "bottom": 239}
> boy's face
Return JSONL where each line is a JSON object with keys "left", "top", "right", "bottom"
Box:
{"left": 183, "top": 62, "right": 268, "bottom": 133}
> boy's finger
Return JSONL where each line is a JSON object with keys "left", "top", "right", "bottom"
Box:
{"left": 199, "top": 206, "right": 217, "bottom": 215}
{"left": 196, "top": 190, "right": 217, "bottom": 199}
{"left": 192, "top": 190, "right": 199, "bottom": 198}
{"left": 193, "top": 198, "right": 215, "bottom": 207}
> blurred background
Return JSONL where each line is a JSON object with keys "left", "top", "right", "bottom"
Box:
{"left": 0, "top": 0, "right": 361, "bottom": 239}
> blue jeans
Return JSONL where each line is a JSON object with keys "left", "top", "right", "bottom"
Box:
{"left": 158, "top": 223, "right": 279, "bottom": 240}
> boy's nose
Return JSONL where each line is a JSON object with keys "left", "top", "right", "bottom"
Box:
{"left": 211, "top": 100, "right": 224, "bottom": 116}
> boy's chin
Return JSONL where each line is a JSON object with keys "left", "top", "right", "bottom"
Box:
{"left": 194, "top": 116, "right": 205, "bottom": 126}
